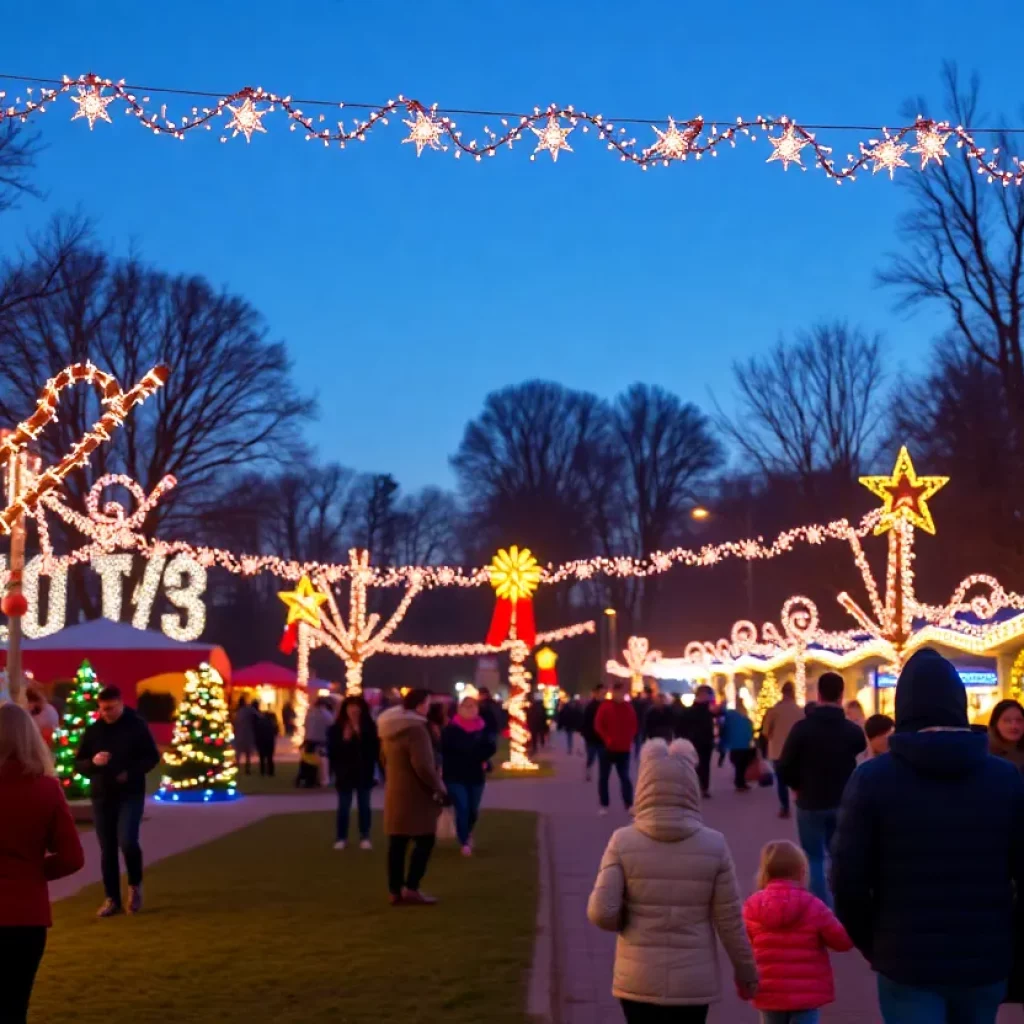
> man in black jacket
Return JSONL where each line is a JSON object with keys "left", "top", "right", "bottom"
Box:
{"left": 832, "top": 649, "right": 1024, "bottom": 1020}
{"left": 676, "top": 685, "right": 716, "bottom": 798}
{"left": 75, "top": 686, "right": 160, "bottom": 917}
{"left": 777, "top": 672, "right": 865, "bottom": 907}
{"left": 581, "top": 684, "right": 605, "bottom": 782}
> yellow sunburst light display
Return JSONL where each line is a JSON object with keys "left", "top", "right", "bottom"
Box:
{"left": 489, "top": 545, "right": 542, "bottom": 603}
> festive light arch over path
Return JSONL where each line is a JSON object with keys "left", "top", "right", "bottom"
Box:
{"left": 3, "top": 72, "right": 1023, "bottom": 185}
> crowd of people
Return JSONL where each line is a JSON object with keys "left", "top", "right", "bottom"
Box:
{"left": 584, "top": 648, "right": 1024, "bottom": 1024}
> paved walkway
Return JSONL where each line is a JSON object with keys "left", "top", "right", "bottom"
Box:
{"left": 57, "top": 748, "right": 1018, "bottom": 1023}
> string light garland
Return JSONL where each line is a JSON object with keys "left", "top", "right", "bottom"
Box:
{"left": 3, "top": 73, "right": 1024, "bottom": 185}
{"left": 156, "top": 662, "right": 238, "bottom": 803}
{"left": 380, "top": 621, "right": 595, "bottom": 658}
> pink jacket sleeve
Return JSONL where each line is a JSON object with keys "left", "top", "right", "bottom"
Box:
{"left": 816, "top": 901, "right": 854, "bottom": 952}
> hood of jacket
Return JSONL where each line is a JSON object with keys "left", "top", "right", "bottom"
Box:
{"left": 744, "top": 880, "right": 815, "bottom": 931}
{"left": 631, "top": 738, "right": 703, "bottom": 842}
{"left": 889, "top": 728, "right": 989, "bottom": 780}
{"left": 377, "top": 706, "right": 427, "bottom": 741}
{"left": 895, "top": 648, "right": 968, "bottom": 733}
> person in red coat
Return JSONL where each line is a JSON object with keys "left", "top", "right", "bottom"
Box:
{"left": 0, "top": 701, "right": 85, "bottom": 1023}
{"left": 594, "top": 683, "right": 638, "bottom": 814}
{"left": 742, "top": 840, "right": 853, "bottom": 1023}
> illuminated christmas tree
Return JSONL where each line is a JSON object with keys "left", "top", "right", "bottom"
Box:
{"left": 54, "top": 660, "right": 102, "bottom": 798}
{"left": 157, "top": 663, "right": 238, "bottom": 802}
{"left": 753, "top": 671, "right": 782, "bottom": 733}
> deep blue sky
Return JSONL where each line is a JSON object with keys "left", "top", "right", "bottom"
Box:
{"left": 4, "top": 0, "right": 1022, "bottom": 490}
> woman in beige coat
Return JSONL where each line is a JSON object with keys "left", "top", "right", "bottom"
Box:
{"left": 587, "top": 738, "right": 758, "bottom": 1023}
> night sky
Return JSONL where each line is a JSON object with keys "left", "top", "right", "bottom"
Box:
{"left": 4, "top": 0, "right": 1021, "bottom": 489}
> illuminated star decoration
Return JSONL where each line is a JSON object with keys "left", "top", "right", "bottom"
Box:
{"left": 70, "top": 84, "right": 115, "bottom": 130}
{"left": 767, "top": 124, "right": 811, "bottom": 170}
{"left": 277, "top": 575, "right": 328, "bottom": 628}
{"left": 489, "top": 545, "right": 542, "bottom": 603}
{"left": 402, "top": 109, "right": 444, "bottom": 156}
{"left": 530, "top": 115, "right": 574, "bottom": 162}
{"left": 910, "top": 122, "right": 951, "bottom": 169}
{"left": 859, "top": 446, "right": 949, "bottom": 536}
{"left": 224, "top": 96, "right": 268, "bottom": 143}
{"left": 870, "top": 137, "right": 910, "bottom": 179}
{"left": 648, "top": 117, "right": 698, "bottom": 161}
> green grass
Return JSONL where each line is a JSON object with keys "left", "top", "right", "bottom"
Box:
{"left": 488, "top": 737, "right": 556, "bottom": 780}
{"left": 35, "top": 810, "right": 538, "bottom": 1024}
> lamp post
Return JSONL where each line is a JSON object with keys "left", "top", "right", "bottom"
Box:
{"left": 603, "top": 607, "right": 617, "bottom": 684}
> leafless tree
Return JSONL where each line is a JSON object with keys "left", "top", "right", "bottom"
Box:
{"left": 451, "top": 380, "right": 620, "bottom": 569}
{"left": 0, "top": 220, "right": 313, "bottom": 615}
{"left": 718, "top": 321, "right": 886, "bottom": 492}
{"left": 879, "top": 64, "right": 1024, "bottom": 452}
{"left": 0, "top": 122, "right": 42, "bottom": 213}
{"left": 394, "top": 487, "right": 461, "bottom": 565}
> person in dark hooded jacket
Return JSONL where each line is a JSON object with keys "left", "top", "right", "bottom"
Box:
{"left": 832, "top": 648, "right": 1024, "bottom": 1022}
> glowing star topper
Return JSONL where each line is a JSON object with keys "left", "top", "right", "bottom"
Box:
{"left": 278, "top": 575, "right": 328, "bottom": 628}
{"left": 489, "top": 546, "right": 542, "bottom": 604}
{"left": 859, "top": 447, "right": 949, "bottom": 536}
{"left": 402, "top": 109, "right": 443, "bottom": 156}
{"left": 869, "top": 137, "right": 910, "bottom": 179}
{"left": 767, "top": 124, "right": 810, "bottom": 170}
{"left": 224, "top": 96, "right": 268, "bottom": 142}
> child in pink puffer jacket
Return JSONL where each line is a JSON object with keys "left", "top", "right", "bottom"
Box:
{"left": 742, "top": 840, "right": 853, "bottom": 1024}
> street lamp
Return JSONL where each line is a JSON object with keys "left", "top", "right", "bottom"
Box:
{"left": 690, "top": 506, "right": 711, "bottom": 521}
{"left": 603, "top": 608, "right": 618, "bottom": 682}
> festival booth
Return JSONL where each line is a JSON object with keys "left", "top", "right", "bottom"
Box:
{"left": 229, "top": 661, "right": 312, "bottom": 719}
{"left": 626, "top": 450, "right": 1024, "bottom": 725}
{"left": 1, "top": 619, "right": 231, "bottom": 727}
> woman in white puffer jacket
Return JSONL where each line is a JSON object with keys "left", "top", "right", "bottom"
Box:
{"left": 587, "top": 738, "right": 758, "bottom": 1023}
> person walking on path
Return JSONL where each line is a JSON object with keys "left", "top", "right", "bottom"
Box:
{"left": 632, "top": 688, "right": 653, "bottom": 758}
{"left": 776, "top": 673, "right": 865, "bottom": 906}
{"left": 677, "top": 685, "right": 717, "bottom": 798}
{"left": 26, "top": 686, "right": 59, "bottom": 748}
{"left": 233, "top": 695, "right": 258, "bottom": 775}
{"left": 476, "top": 687, "right": 503, "bottom": 741}
{"left": 74, "top": 686, "right": 159, "bottom": 917}
{"left": 281, "top": 699, "right": 296, "bottom": 739}
{"left": 988, "top": 698, "right": 1024, "bottom": 770}
{"left": 253, "top": 703, "right": 278, "bottom": 777}
{"left": 863, "top": 714, "right": 894, "bottom": 759}
{"left": 832, "top": 648, "right": 1024, "bottom": 1021}
{"left": 644, "top": 693, "right": 676, "bottom": 744}
{"left": 761, "top": 682, "right": 803, "bottom": 818}
{"left": 327, "top": 695, "right": 380, "bottom": 851}
{"left": 557, "top": 697, "right": 583, "bottom": 754}
{"left": 587, "top": 738, "right": 758, "bottom": 1023}
{"left": 742, "top": 840, "right": 853, "bottom": 1024}
{"left": 719, "top": 702, "right": 756, "bottom": 793}
{"left": 378, "top": 689, "right": 447, "bottom": 906}
{"left": 0, "top": 702, "right": 84, "bottom": 1024}
{"left": 582, "top": 684, "right": 606, "bottom": 782}
{"left": 595, "top": 682, "right": 638, "bottom": 814}
{"left": 441, "top": 696, "right": 497, "bottom": 856}
{"left": 527, "top": 696, "right": 548, "bottom": 756}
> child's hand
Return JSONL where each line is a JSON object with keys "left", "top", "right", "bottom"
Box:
{"left": 735, "top": 977, "right": 758, "bottom": 1001}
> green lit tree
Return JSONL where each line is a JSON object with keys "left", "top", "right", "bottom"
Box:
{"left": 55, "top": 660, "right": 102, "bottom": 799}
{"left": 157, "top": 663, "right": 238, "bottom": 802}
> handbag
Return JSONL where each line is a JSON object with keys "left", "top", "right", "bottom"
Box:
{"left": 436, "top": 806, "right": 457, "bottom": 842}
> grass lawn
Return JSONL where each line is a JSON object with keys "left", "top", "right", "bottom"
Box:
{"left": 35, "top": 809, "right": 538, "bottom": 1024}
{"left": 489, "top": 737, "right": 556, "bottom": 780}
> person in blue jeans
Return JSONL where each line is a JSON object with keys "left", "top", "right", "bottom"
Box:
{"left": 833, "top": 648, "right": 1024, "bottom": 1024}
{"left": 74, "top": 686, "right": 160, "bottom": 916}
{"left": 776, "top": 672, "right": 865, "bottom": 907}
{"left": 327, "top": 696, "right": 379, "bottom": 850}
{"left": 441, "top": 696, "right": 497, "bottom": 855}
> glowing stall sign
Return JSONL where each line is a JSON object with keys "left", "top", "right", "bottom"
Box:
{"left": 876, "top": 669, "right": 997, "bottom": 690}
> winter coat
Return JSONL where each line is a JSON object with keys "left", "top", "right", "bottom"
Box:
{"left": 74, "top": 707, "right": 160, "bottom": 801}
{"left": 776, "top": 705, "right": 866, "bottom": 810}
{"left": 743, "top": 881, "right": 852, "bottom": 1012}
{"left": 676, "top": 701, "right": 715, "bottom": 751}
{"left": 327, "top": 718, "right": 380, "bottom": 790}
{"left": 761, "top": 698, "right": 804, "bottom": 761}
{"left": 442, "top": 716, "right": 497, "bottom": 786}
{"left": 0, "top": 760, "right": 84, "bottom": 927}
{"left": 832, "top": 648, "right": 1024, "bottom": 988}
{"left": 582, "top": 698, "right": 603, "bottom": 745}
{"left": 378, "top": 707, "right": 446, "bottom": 836}
{"left": 526, "top": 701, "right": 548, "bottom": 736}
{"left": 644, "top": 703, "right": 676, "bottom": 743}
{"left": 595, "top": 700, "right": 638, "bottom": 754}
{"left": 989, "top": 733, "right": 1024, "bottom": 770}
{"left": 557, "top": 702, "right": 584, "bottom": 732}
{"left": 254, "top": 711, "right": 279, "bottom": 754}
{"left": 478, "top": 697, "right": 503, "bottom": 739}
{"left": 587, "top": 739, "right": 757, "bottom": 1006}
{"left": 718, "top": 709, "right": 754, "bottom": 752}
{"left": 233, "top": 704, "right": 259, "bottom": 753}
